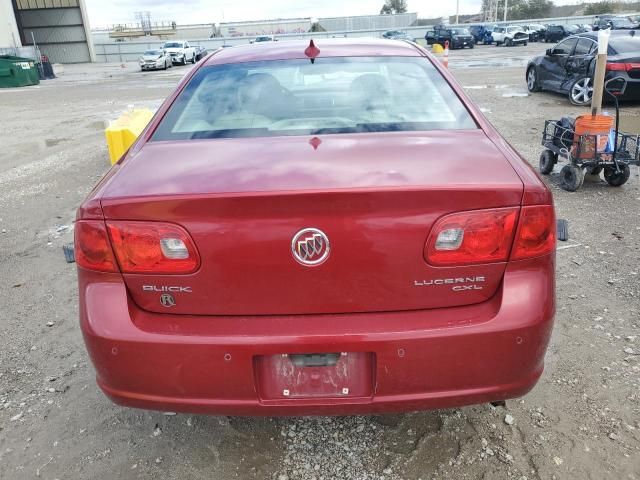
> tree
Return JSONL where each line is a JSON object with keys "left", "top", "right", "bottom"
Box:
{"left": 585, "top": 1, "right": 616, "bottom": 15}
{"left": 380, "top": 0, "right": 408, "bottom": 15}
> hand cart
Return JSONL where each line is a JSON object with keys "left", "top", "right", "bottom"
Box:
{"left": 539, "top": 120, "right": 639, "bottom": 191}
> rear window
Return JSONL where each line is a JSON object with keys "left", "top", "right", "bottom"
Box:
{"left": 152, "top": 57, "right": 477, "bottom": 141}
{"left": 610, "top": 34, "right": 640, "bottom": 54}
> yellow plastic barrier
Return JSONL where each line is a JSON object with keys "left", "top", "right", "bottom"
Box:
{"left": 105, "top": 109, "right": 154, "bottom": 164}
{"left": 432, "top": 43, "right": 444, "bottom": 54}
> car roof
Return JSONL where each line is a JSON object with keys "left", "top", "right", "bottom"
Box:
{"left": 574, "top": 30, "right": 638, "bottom": 41}
{"left": 203, "top": 38, "right": 421, "bottom": 66}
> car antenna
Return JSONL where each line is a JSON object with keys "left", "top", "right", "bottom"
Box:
{"left": 305, "top": 39, "right": 320, "bottom": 64}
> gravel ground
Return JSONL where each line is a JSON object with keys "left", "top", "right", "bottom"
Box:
{"left": 0, "top": 43, "right": 639, "bottom": 480}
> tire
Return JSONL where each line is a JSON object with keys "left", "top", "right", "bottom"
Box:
{"left": 181, "top": 55, "right": 187, "bottom": 65}
{"left": 604, "top": 165, "right": 631, "bottom": 186}
{"left": 506, "top": 38, "right": 513, "bottom": 47}
{"left": 569, "top": 77, "right": 593, "bottom": 106}
{"left": 191, "top": 54, "right": 196, "bottom": 64}
{"left": 539, "top": 150, "right": 556, "bottom": 174}
{"left": 527, "top": 67, "right": 541, "bottom": 92}
{"left": 524, "top": 41, "right": 528, "bottom": 46}
{"left": 496, "top": 41, "right": 501, "bottom": 46}
{"left": 469, "top": 43, "right": 474, "bottom": 49}
{"left": 560, "top": 165, "right": 585, "bottom": 191}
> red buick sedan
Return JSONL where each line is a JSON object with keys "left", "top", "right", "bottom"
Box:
{"left": 75, "top": 38, "right": 556, "bottom": 416}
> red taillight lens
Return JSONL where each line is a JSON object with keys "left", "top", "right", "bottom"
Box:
{"left": 425, "top": 208, "right": 519, "bottom": 266}
{"left": 106, "top": 221, "right": 200, "bottom": 274}
{"left": 510, "top": 205, "right": 556, "bottom": 260}
{"left": 74, "top": 220, "right": 118, "bottom": 272}
{"left": 606, "top": 62, "right": 627, "bottom": 71}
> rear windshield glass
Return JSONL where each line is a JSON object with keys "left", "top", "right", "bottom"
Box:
{"left": 163, "top": 43, "right": 182, "bottom": 48}
{"left": 152, "top": 57, "right": 477, "bottom": 141}
{"left": 610, "top": 34, "right": 640, "bottom": 54}
{"left": 144, "top": 50, "right": 162, "bottom": 55}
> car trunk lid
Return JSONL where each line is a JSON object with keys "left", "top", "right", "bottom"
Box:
{"left": 101, "top": 131, "right": 524, "bottom": 316}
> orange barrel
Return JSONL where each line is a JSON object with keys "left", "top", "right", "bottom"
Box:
{"left": 573, "top": 114, "right": 613, "bottom": 159}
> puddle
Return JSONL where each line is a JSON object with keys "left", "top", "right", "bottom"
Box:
{"left": 502, "top": 92, "right": 530, "bottom": 98}
{"left": 45, "top": 138, "right": 66, "bottom": 147}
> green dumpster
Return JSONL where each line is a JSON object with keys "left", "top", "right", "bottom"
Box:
{"left": 0, "top": 56, "right": 40, "bottom": 88}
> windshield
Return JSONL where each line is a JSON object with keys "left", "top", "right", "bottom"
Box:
{"left": 451, "top": 29, "right": 470, "bottom": 35}
{"left": 255, "top": 36, "right": 273, "bottom": 42}
{"left": 144, "top": 50, "right": 162, "bottom": 56}
{"left": 152, "top": 57, "right": 477, "bottom": 141}
{"left": 612, "top": 18, "right": 634, "bottom": 27}
{"left": 163, "top": 42, "right": 182, "bottom": 48}
{"left": 507, "top": 27, "right": 521, "bottom": 33}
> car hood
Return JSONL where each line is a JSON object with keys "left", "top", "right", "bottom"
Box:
{"left": 164, "top": 48, "right": 183, "bottom": 53}
{"left": 142, "top": 55, "right": 162, "bottom": 61}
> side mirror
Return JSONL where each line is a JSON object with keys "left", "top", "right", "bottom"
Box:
{"left": 546, "top": 48, "right": 553, "bottom": 55}
{"left": 605, "top": 76, "right": 628, "bottom": 97}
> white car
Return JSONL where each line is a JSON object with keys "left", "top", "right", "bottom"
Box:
{"left": 139, "top": 49, "right": 172, "bottom": 71}
{"left": 162, "top": 41, "right": 196, "bottom": 65}
{"left": 492, "top": 26, "right": 529, "bottom": 47}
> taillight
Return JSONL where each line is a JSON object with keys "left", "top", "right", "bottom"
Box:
{"left": 606, "top": 62, "right": 640, "bottom": 71}
{"left": 106, "top": 221, "right": 200, "bottom": 274}
{"left": 510, "top": 205, "right": 556, "bottom": 261}
{"left": 425, "top": 208, "right": 519, "bottom": 266}
{"left": 74, "top": 220, "right": 118, "bottom": 272}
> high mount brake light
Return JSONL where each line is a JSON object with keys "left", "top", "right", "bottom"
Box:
{"left": 106, "top": 221, "right": 200, "bottom": 274}
{"left": 425, "top": 205, "right": 556, "bottom": 266}
{"left": 74, "top": 220, "right": 119, "bottom": 273}
{"left": 425, "top": 208, "right": 519, "bottom": 266}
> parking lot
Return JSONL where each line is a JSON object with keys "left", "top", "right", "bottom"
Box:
{"left": 0, "top": 42, "right": 639, "bottom": 479}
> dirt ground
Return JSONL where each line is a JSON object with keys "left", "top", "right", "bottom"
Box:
{"left": 0, "top": 43, "right": 639, "bottom": 480}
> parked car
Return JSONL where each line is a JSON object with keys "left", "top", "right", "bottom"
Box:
{"left": 526, "top": 30, "right": 640, "bottom": 105}
{"left": 544, "top": 25, "right": 578, "bottom": 42}
{"left": 426, "top": 26, "right": 474, "bottom": 49}
{"left": 75, "top": 38, "right": 556, "bottom": 416}
{"left": 469, "top": 25, "right": 490, "bottom": 44}
{"left": 593, "top": 15, "right": 639, "bottom": 31}
{"left": 194, "top": 45, "right": 208, "bottom": 61}
{"left": 138, "top": 49, "right": 172, "bottom": 71}
{"left": 492, "top": 26, "right": 529, "bottom": 46}
{"left": 382, "top": 30, "right": 413, "bottom": 40}
{"left": 162, "top": 41, "right": 196, "bottom": 65}
{"left": 521, "top": 25, "right": 541, "bottom": 42}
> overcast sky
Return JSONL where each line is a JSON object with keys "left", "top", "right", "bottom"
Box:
{"left": 84, "top": 0, "right": 583, "bottom": 28}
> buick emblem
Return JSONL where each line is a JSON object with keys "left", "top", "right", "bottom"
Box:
{"left": 160, "top": 293, "right": 176, "bottom": 308}
{"left": 291, "top": 228, "right": 330, "bottom": 266}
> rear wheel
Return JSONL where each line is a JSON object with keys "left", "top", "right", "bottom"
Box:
{"left": 569, "top": 77, "right": 593, "bottom": 106}
{"left": 560, "top": 165, "right": 585, "bottom": 191}
{"left": 604, "top": 165, "right": 631, "bottom": 186}
{"left": 539, "top": 150, "right": 556, "bottom": 174}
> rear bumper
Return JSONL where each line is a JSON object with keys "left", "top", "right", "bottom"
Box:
{"left": 80, "top": 255, "right": 555, "bottom": 416}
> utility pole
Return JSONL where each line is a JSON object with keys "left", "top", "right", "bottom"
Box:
{"left": 503, "top": 0, "right": 508, "bottom": 22}
{"left": 455, "top": 0, "right": 459, "bottom": 24}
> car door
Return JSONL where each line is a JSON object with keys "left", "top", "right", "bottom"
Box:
{"left": 564, "top": 37, "right": 597, "bottom": 87}
{"left": 539, "top": 37, "right": 578, "bottom": 91}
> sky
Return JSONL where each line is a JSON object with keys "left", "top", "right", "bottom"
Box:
{"left": 84, "top": 0, "right": 582, "bottom": 28}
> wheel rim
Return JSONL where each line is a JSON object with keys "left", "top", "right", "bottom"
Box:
{"left": 571, "top": 78, "right": 593, "bottom": 104}
{"left": 527, "top": 69, "right": 536, "bottom": 90}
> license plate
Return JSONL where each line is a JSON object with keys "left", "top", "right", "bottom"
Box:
{"left": 256, "top": 352, "right": 374, "bottom": 399}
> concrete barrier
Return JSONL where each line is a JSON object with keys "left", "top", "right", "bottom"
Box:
{"left": 105, "top": 109, "right": 153, "bottom": 164}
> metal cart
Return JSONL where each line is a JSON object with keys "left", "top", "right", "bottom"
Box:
{"left": 539, "top": 119, "right": 640, "bottom": 191}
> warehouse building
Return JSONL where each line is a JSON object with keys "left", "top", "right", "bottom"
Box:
{"left": 0, "top": 0, "right": 95, "bottom": 63}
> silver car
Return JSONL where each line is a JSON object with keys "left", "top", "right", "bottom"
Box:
{"left": 139, "top": 49, "right": 172, "bottom": 71}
